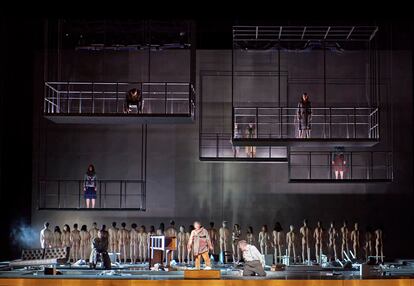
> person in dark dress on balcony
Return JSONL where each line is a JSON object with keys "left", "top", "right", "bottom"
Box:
{"left": 296, "top": 93, "right": 312, "bottom": 139}
{"left": 125, "top": 88, "right": 144, "bottom": 114}
{"left": 83, "top": 164, "right": 97, "bottom": 209}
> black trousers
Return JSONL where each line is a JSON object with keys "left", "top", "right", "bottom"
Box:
{"left": 243, "top": 260, "right": 266, "bottom": 276}
{"left": 91, "top": 251, "right": 111, "bottom": 270}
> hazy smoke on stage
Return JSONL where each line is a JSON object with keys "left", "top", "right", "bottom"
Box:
{"left": 10, "top": 220, "right": 38, "bottom": 249}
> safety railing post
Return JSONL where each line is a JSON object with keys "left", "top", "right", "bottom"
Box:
{"left": 164, "top": 83, "right": 168, "bottom": 114}
{"left": 216, "top": 134, "right": 219, "bottom": 158}
{"left": 120, "top": 181, "right": 123, "bottom": 208}
{"left": 116, "top": 83, "right": 119, "bottom": 113}
{"left": 92, "top": 83, "right": 95, "bottom": 114}
{"left": 353, "top": 108, "right": 357, "bottom": 138}
{"left": 256, "top": 107, "right": 259, "bottom": 138}
{"left": 57, "top": 180, "right": 61, "bottom": 208}
{"left": 329, "top": 108, "right": 332, "bottom": 138}
{"left": 66, "top": 82, "right": 70, "bottom": 113}
{"left": 279, "top": 107, "right": 282, "bottom": 139}
{"left": 78, "top": 180, "right": 81, "bottom": 209}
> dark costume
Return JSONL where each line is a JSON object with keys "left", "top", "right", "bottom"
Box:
{"left": 332, "top": 153, "right": 346, "bottom": 172}
{"left": 297, "top": 100, "right": 312, "bottom": 131}
{"left": 125, "top": 89, "right": 143, "bottom": 113}
{"left": 84, "top": 172, "right": 97, "bottom": 200}
{"left": 89, "top": 235, "right": 111, "bottom": 269}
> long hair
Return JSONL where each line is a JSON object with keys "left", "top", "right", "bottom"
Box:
{"left": 81, "top": 225, "right": 87, "bottom": 232}
{"left": 54, "top": 226, "right": 61, "bottom": 234}
{"left": 87, "top": 164, "right": 95, "bottom": 176}
{"left": 274, "top": 222, "right": 283, "bottom": 232}
{"left": 63, "top": 224, "right": 70, "bottom": 232}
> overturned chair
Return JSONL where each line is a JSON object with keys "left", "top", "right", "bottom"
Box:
{"left": 9, "top": 248, "right": 69, "bottom": 268}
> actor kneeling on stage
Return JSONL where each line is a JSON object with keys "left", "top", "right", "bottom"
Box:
{"left": 238, "top": 240, "right": 266, "bottom": 277}
{"left": 187, "top": 221, "right": 213, "bottom": 270}
{"left": 90, "top": 229, "right": 111, "bottom": 270}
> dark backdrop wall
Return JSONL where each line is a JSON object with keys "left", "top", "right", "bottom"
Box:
{"left": 30, "top": 47, "right": 414, "bottom": 259}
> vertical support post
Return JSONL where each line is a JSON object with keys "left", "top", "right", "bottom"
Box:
{"left": 216, "top": 134, "right": 219, "bottom": 158}
{"left": 279, "top": 107, "right": 282, "bottom": 139}
{"left": 256, "top": 107, "right": 259, "bottom": 138}
{"left": 66, "top": 82, "right": 70, "bottom": 113}
{"left": 323, "top": 41, "right": 327, "bottom": 138}
{"left": 57, "top": 180, "right": 61, "bottom": 209}
{"left": 78, "top": 180, "right": 81, "bottom": 209}
{"left": 353, "top": 108, "right": 357, "bottom": 139}
{"left": 231, "top": 34, "right": 235, "bottom": 144}
{"left": 287, "top": 147, "right": 291, "bottom": 180}
{"left": 99, "top": 181, "right": 102, "bottom": 209}
{"left": 92, "top": 83, "right": 95, "bottom": 114}
{"left": 329, "top": 152, "right": 332, "bottom": 180}
{"left": 329, "top": 107, "right": 332, "bottom": 138}
{"left": 350, "top": 152, "right": 353, "bottom": 180}
{"left": 164, "top": 83, "right": 168, "bottom": 114}
{"left": 116, "top": 82, "right": 119, "bottom": 113}
{"left": 308, "top": 152, "right": 312, "bottom": 179}
{"left": 120, "top": 181, "right": 123, "bottom": 209}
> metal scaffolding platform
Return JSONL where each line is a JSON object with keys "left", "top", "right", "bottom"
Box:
{"left": 232, "top": 107, "right": 380, "bottom": 147}
{"left": 288, "top": 150, "right": 392, "bottom": 182}
{"left": 200, "top": 133, "right": 287, "bottom": 162}
{"left": 44, "top": 82, "right": 195, "bottom": 124}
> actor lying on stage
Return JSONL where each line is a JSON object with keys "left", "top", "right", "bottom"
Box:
{"left": 238, "top": 240, "right": 266, "bottom": 276}
{"left": 90, "top": 229, "right": 111, "bottom": 270}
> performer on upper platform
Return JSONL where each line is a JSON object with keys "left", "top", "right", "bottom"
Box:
{"left": 125, "top": 88, "right": 144, "bottom": 114}
{"left": 296, "top": 92, "right": 312, "bottom": 139}
{"left": 83, "top": 164, "right": 97, "bottom": 208}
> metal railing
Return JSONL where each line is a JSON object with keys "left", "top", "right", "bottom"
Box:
{"left": 38, "top": 179, "right": 146, "bottom": 210}
{"left": 288, "top": 151, "right": 392, "bottom": 181}
{"left": 233, "top": 26, "right": 379, "bottom": 42}
{"left": 233, "top": 107, "right": 379, "bottom": 140}
{"left": 44, "top": 81, "right": 195, "bottom": 117}
{"left": 200, "top": 133, "right": 287, "bottom": 160}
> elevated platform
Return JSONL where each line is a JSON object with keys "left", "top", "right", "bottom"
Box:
{"left": 288, "top": 151, "right": 393, "bottom": 182}
{"left": 44, "top": 82, "right": 195, "bottom": 124}
{"left": 232, "top": 138, "right": 379, "bottom": 147}
{"left": 232, "top": 106, "right": 380, "bottom": 147}
{"left": 38, "top": 179, "right": 146, "bottom": 211}
{"left": 200, "top": 133, "right": 288, "bottom": 162}
{"left": 45, "top": 114, "right": 194, "bottom": 124}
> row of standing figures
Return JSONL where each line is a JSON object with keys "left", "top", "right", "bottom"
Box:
{"left": 40, "top": 220, "right": 384, "bottom": 265}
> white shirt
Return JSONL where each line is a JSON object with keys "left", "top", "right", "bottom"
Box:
{"left": 242, "top": 244, "right": 265, "bottom": 267}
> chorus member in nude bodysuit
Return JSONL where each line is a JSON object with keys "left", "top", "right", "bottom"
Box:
{"left": 118, "top": 222, "right": 130, "bottom": 264}
{"left": 375, "top": 227, "right": 383, "bottom": 263}
{"left": 232, "top": 224, "right": 242, "bottom": 263}
{"left": 177, "top": 225, "right": 187, "bottom": 264}
{"left": 350, "top": 223, "right": 360, "bottom": 259}
{"left": 53, "top": 226, "right": 62, "bottom": 248}
{"left": 138, "top": 225, "right": 148, "bottom": 262}
{"left": 108, "top": 222, "right": 119, "bottom": 255}
{"left": 364, "top": 226, "right": 373, "bottom": 261}
{"left": 300, "top": 219, "right": 311, "bottom": 263}
{"left": 219, "top": 221, "right": 230, "bottom": 263}
{"left": 80, "top": 225, "right": 91, "bottom": 262}
{"left": 246, "top": 226, "right": 255, "bottom": 246}
{"left": 286, "top": 225, "right": 296, "bottom": 263}
{"left": 70, "top": 224, "right": 81, "bottom": 262}
{"left": 62, "top": 224, "right": 71, "bottom": 256}
{"left": 328, "top": 222, "right": 338, "bottom": 261}
{"left": 341, "top": 221, "right": 350, "bottom": 260}
{"left": 313, "top": 221, "right": 323, "bottom": 263}
{"left": 130, "top": 223, "right": 139, "bottom": 264}
{"left": 272, "top": 222, "right": 284, "bottom": 264}
{"left": 207, "top": 222, "right": 218, "bottom": 255}
{"left": 40, "top": 222, "right": 53, "bottom": 249}
{"left": 258, "top": 225, "right": 271, "bottom": 255}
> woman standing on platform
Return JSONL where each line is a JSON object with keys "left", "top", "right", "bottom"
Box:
{"left": 53, "top": 226, "right": 62, "bottom": 248}
{"left": 187, "top": 221, "right": 213, "bottom": 270}
{"left": 83, "top": 164, "right": 97, "bottom": 209}
{"left": 296, "top": 92, "right": 312, "bottom": 139}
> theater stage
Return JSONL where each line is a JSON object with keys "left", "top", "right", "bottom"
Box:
{"left": 1, "top": 262, "right": 414, "bottom": 286}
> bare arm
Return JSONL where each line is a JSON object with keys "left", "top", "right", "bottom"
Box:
{"left": 187, "top": 231, "right": 194, "bottom": 251}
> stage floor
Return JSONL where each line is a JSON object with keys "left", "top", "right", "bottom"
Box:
{"left": 1, "top": 261, "right": 414, "bottom": 278}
